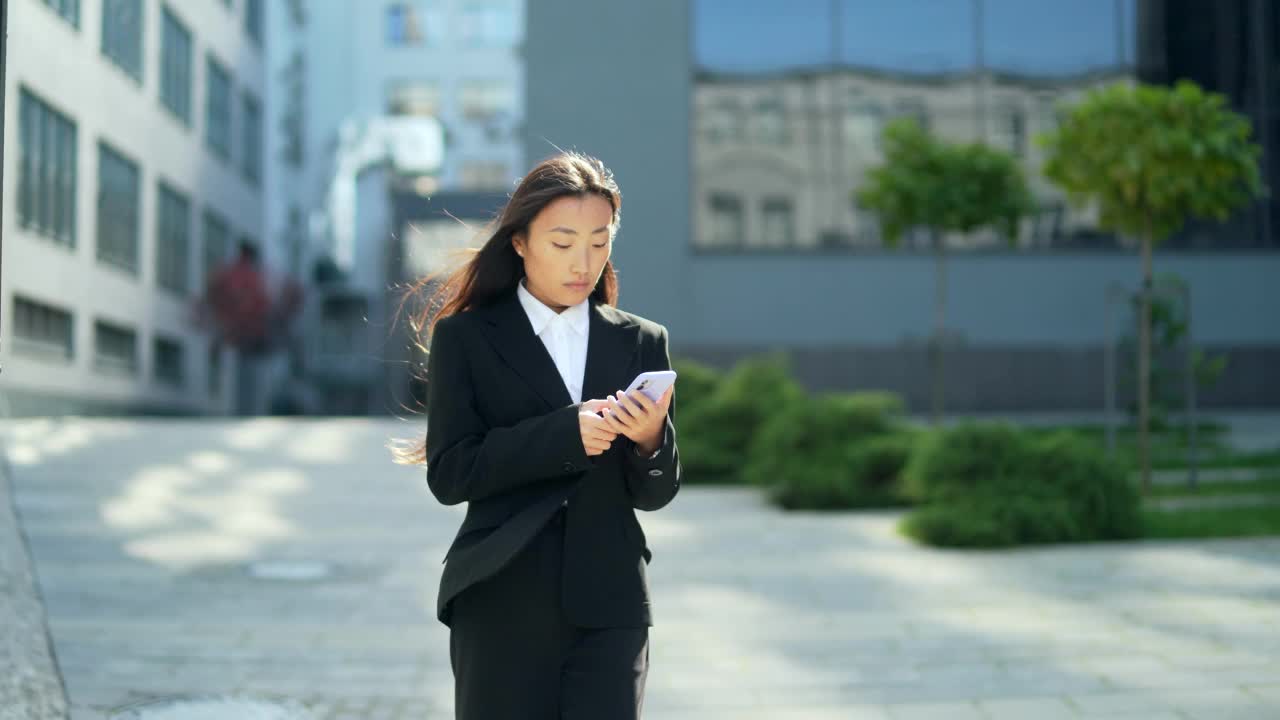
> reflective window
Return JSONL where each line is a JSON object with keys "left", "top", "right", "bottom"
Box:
{"left": 689, "top": 0, "right": 1254, "bottom": 252}
{"left": 97, "top": 142, "right": 140, "bottom": 273}
{"left": 388, "top": 80, "right": 441, "bottom": 116}
{"left": 160, "top": 7, "right": 192, "bottom": 126}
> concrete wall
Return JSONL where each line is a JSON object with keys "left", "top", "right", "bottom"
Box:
{"left": 1, "top": 0, "right": 264, "bottom": 415}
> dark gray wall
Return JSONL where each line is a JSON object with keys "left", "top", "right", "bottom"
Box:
{"left": 524, "top": 0, "right": 694, "bottom": 333}
{"left": 525, "top": 0, "right": 1280, "bottom": 410}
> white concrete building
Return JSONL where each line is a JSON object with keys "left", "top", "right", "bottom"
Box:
{"left": 1, "top": 0, "right": 267, "bottom": 415}
{"left": 301, "top": 0, "right": 525, "bottom": 207}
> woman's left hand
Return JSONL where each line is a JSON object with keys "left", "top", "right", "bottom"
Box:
{"left": 600, "top": 386, "right": 673, "bottom": 453}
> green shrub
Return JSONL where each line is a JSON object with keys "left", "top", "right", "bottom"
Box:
{"left": 900, "top": 423, "right": 1141, "bottom": 547}
{"left": 671, "top": 357, "right": 723, "bottom": 418}
{"left": 848, "top": 432, "right": 918, "bottom": 500}
{"left": 679, "top": 354, "right": 805, "bottom": 483}
{"left": 902, "top": 422, "right": 1028, "bottom": 503}
{"left": 746, "top": 391, "right": 915, "bottom": 508}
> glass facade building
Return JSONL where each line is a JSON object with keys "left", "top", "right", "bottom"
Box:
{"left": 692, "top": 0, "right": 1278, "bottom": 252}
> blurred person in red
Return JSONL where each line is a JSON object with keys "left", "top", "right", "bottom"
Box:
{"left": 195, "top": 241, "right": 305, "bottom": 415}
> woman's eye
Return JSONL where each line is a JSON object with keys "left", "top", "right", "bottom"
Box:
{"left": 593, "top": 243, "right": 608, "bottom": 249}
{"left": 553, "top": 244, "right": 570, "bottom": 249}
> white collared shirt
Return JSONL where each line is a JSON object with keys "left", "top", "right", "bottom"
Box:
{"left": 516, "top": 277, "right": 590, "bottom": 404}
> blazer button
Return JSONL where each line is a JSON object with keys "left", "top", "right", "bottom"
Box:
{"left": 648, "top": 469, "right": 663, "bottom": 477}
{"left": 562, "top": 462, "right": 575, "bottom": 472}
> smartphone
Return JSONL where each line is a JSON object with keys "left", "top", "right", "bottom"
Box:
{"left": 623, "top": 370, "right": 678, "bottom": 403}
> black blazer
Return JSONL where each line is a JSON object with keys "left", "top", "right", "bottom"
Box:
{"left": 425, "top": 288, "right": 682, "bottom": 628}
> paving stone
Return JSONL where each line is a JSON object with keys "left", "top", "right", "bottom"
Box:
{"left": 4, "top": 418, "right": 1279, "bottom": 718}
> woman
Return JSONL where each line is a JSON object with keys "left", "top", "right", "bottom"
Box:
{"left": 394, "top": 151, "right": 681, "bottom": 719}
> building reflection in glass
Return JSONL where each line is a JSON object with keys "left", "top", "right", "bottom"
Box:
{"left": 693, "top": 0, "right": 1276, "bottom": 252}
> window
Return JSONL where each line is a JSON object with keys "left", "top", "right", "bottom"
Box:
{"left": 154, "top": 336, "right": 185, "bottom": 387}
{"left": 707, "top": 194, "right": 744, "bottom": 248}
{"left": 753, "top": 97, "right": 789, "bottom": 145}
{"left": 13, "top": 296, "right": 74, "bottom": 362}
{"left": 845, "top": 99, "right": 884, "bottom": 153}
{"left": 160, "top": 7, "right": 193, "bottom": 125}
{"left": 386, "top": 2, "right": 426, "bottom": 46}
{"left": 206, "top": 54, "right": 233, "bottom": 160}
{"left": 102, "top": 0, "right": 144, "bottom": 80}
{"left": 387, "top": 80, "right": 441, "bottom": 117}
{"left": 893, "top": 98, "right": 930, "bottom": 133}
{"left": 93, "top": 320, "right": 138, "bottom": 376}
{"left": 241, "top": 91, "right": 262, "bottom": 183}
{"left": 202, "top": 209, "right": 231, "bottom": 282}
{"left": 18, "top": 89, "right": 78, "bottom": 247}
{"left": 156, "top": 182, "right": 191, "bottom": 294}
{"left": 1036, "top": 93, "right": 1060, "bottom": 132}
{"left": 459, "top": 0, "right": 519, "bottom": 47}
{"left": 459, "top": 79, "right": 514, "bottom": 121}
{"left": 760, "top": 197, "right": 795, "bottom": 247}
{"left": 702, "top": 98, "right": 744, "bottom": 144}
{"left": 281, "top": 51, "right": 307, "bottom": 166}
{"left": 209, "top": 342, "right": 223, "bottom": 395}
{"left": 245, "top": 0, "right": 264, "bottom": 46}
{"left": 460, "top": 160, "right": 509, "bottom": 190}
{"left": 992, "top": 103, "right": 1026, "bottom": 157}
{"left": 41, "top": 0, "right": 80, "bottom": 27}
{"left": 97, "top": 142, "right": 141, "bottom": 273}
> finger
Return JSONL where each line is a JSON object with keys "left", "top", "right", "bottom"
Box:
{"left": 587, "top": 414, "right": 619, "bottom": 435}
{"left": 607, "top": 392, "right": 634, "bottom": 417}
{"left": 581, "top": 399, "right": 610, "bottom": 414}
{"left": 657, "top": 385, "right": 674, "bottom": 410}
{"left": 617, "top": 390, "right": 650, "bottom": 419}
{"left": 589, "top": 421, "right": 618, "bottom": 439}
{"left": 606, "top": 396, "right": 638, "bottom": 426}
{"left": 600, "top": 411, "right": 628, "bottom": 435}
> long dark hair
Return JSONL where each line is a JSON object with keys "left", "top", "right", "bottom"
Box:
{"left": 388, "top": 150, "right": 623, "bottom": 465}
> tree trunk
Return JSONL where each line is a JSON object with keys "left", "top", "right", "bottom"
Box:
{"left": 931, "top": 231, "right": 947, "bottom": 425}
{"left": 1138, "top": 223, "right": 1154, "bottom": 493}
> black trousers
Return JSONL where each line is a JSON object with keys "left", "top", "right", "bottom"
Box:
{"left": 448, "top": 506, "right": 650, "bottom": 719}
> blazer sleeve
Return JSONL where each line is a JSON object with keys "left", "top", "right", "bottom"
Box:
{"left": 622, "top": 325, "right": 682, "bottom": 511}
{"left": 424, "top": 316, "right": 591, "bottom": 506}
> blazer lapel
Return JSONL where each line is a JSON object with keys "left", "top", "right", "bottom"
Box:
{"left": 476, "top": 290, "right": 641, "bottom": 411}
{"left": 582, "top": 300, "right": 642, "bottom": 405}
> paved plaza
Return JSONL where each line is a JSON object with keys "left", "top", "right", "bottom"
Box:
{"left": 2, "top": 417, "right": 1278, "bottom": 719}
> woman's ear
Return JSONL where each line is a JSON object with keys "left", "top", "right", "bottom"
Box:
{"left": 511, "top": 233, "right": 526, "bottom": 258}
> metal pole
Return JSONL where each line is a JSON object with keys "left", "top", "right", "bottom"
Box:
{"left": 1115, "top": 0, "right": 1126, "bottom": 68}
{"left": 973, "top": 0, "right": 986, "bottom": 143}
{"left": 0, "top": 0, "right": 7, "bottom": 378}
{"left": 1183, "top": 283, "right": 1199, "bottom": 488}
{"left": 1251, "top": 0, "right": 1273, "bottom": 247}
{"left": 1, "top": 0, "right": 8, "bottom": 284}
{"left": 1104, "top": 284, "right": 1119, "bottom": 455}
{"left": 831, "top": 0, "right": 844, "bottom": 236}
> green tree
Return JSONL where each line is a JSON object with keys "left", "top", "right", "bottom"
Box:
{"left": 856, "top": 118, "right": 1033, "bottom": 423}
{"left": 1039, "top": 80, "right": 1264, "bottom": 492}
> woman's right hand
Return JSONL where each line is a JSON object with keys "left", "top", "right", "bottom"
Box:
{"left": 578, "top": 399, "right": 618, "bottom": 456}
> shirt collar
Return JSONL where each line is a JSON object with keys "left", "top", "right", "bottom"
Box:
{"left": 516, "top": 278, "right": 590, "bottom": 337}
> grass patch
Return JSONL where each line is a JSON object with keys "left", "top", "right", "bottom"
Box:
{"left": 1153, "top": 449, "right": 1280, "bottom": 471}
{"left": 1145, "top": 473, "right": 1280, "bottom": 499}
{"left": 1141, "top": 505, "right": 1280, "bottom": 539}
{"left": 1020, "top": 424, "right": 1280, "bottom": 472}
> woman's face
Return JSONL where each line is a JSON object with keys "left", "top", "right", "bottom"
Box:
{"left": 512, "top": 194, "right": 614, "bottom": 312}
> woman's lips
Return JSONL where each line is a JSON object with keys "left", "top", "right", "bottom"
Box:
{"left": 565, "top": 282, "right": 589, "bottom": 289}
